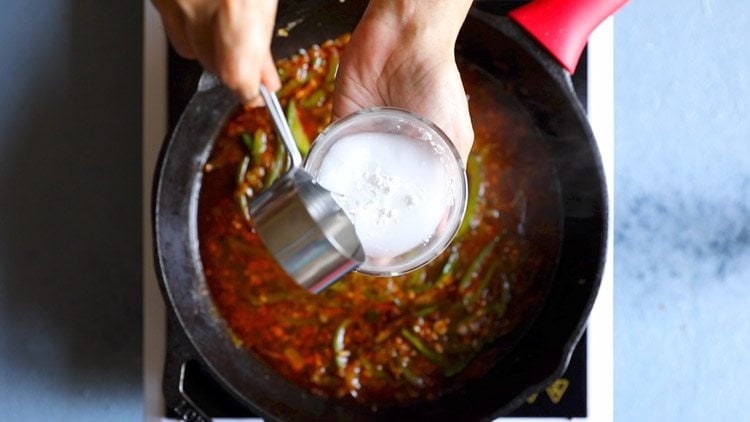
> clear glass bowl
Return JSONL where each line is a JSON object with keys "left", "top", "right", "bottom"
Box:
{"left": 304, "top": 107, "right": 468, "bottom": 276}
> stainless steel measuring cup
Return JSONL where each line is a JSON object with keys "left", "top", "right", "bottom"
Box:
{"left": 249, "top": 85, "right": 364, "bottom": 293}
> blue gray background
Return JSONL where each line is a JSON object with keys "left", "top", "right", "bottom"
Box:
{"left": 614, "top": 1, "right": 750, "bottom": 421}
{"left": 0, "top": 0, "right": 748, "bottom": 421}
{"left": 0, "top": 1, "right": 142, "bottom": 420}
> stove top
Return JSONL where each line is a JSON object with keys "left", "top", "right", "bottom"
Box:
{"left": 143, "top": 1, "right": 614, "bottom": 420}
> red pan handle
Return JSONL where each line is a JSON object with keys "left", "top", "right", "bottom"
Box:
{"left": 509, "top": 0, "right": 628, "bottom": 73}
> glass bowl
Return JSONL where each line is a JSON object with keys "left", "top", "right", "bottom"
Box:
{"left": 304, "top": 107, "right": 467, "bottom": 276}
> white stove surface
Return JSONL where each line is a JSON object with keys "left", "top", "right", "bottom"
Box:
{"left": 142, "top": 2, "right": 614, "bottom": 420}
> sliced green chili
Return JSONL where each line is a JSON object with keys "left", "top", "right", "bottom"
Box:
{"left": 300, "top": 87, "right": 327, "bottom": 109}
{"left": 237, "top": 192, "right": 250, "bottom": 221}
{"left": 400, "top": 328, "right": 446, "bottom": 366}
{"left": 409, "top": 267, "right": 426, "bottom": 284}
{"left": 458, "top": 153, "right": 483, "bottom": 237}
{"left": 247, "top": 290, "right": 294, "bottom": 306}
{"left": 400, "top": 365, "right": 424, "bottom": 387}
{"left": 311, "top": 55, "right": 324, "bottom": 71}
{"left": 286, "top": 99, "right": 310, "bottom": 156}
{"left": 333, "top": 319, "right": 351, "bottom": 370}
{"left": 241, "top": 133, "right": 253, "bottom": 153}
{"left": 325, "top": 49, "right": 340, "bottom": 83}
{"left": 279, "top": 315, "right": 318, "bottom": 326}
{"left": 459, "top": 237, "right": 499, "bottom": 290}
{"left": 435, "top": 248, "right": 460, "bottom": 287}
{"left": 277, "top": 66, "right": 288, "bottom": 82}
{"left": 444, "top": 353, "right": 477, "bottom": 377}
{"left": 414, "top": 304, "right": 439, "bottom": 318}
{"left": 264, "top": 138, "right": 286, "bottom": 187}
{"left": 374, "top": 318, "right": 406, "bottom": 343}
{"left": 361, "top": 357, "right": 388, "bottom": 380}
{"left": 465, "top": 261, "right": 499, "bottom": 307}
{"left": 365, "top": 309, "right": 380, "bottom": 322}
{"left": 252, "top": 129, "right": 267, "bottom": 162}
{"left": 406, "top": 267, "right": 430, "bottom": 292}
{"left": 374, "top": 328, "right": 394, "bottom": 344}
{"left": 283, "top": 347, "right": 305, "bottom": 371}
{"left": 493, "top": 274, "right": 512, "bottom": 318}
{"left": 277, "top": 67, "right": 310, "bottom": 97}
{"left": 236, "top": 155, "right": 250, "bottom": 186}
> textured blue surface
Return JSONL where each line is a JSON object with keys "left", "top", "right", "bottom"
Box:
{"left": 614, "top": 1, "right": 750, "bottom": 421}
{"left": 0, "top": 1, "right": 142, "bottom": 420}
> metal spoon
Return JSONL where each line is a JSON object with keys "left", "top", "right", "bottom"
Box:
{"left": 249, "top": 85, "right": 364, "bottom": 293}
{"left": 258, "top": 84, "right": 302, "bottom": 168}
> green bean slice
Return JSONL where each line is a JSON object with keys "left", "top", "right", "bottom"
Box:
{"left": 458, "top": 153, "right": 483, "bottom": 237}
{"left": 286, "top": 99, "right": 310, "bottom": 156}
{"left": 458, "top": 237, "right": 499, "bottom": 290}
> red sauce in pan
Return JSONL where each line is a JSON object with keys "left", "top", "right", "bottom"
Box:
{"left": 198, "top": 35, "right": 561, "bottom": 404}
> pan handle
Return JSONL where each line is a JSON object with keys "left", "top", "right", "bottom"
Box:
{"left": 509, "top": 0, "right": 628, "bottom": 73}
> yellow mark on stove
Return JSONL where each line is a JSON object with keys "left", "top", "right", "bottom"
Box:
{"left": 545, "top": 378, "right": 570, "bottom": 404}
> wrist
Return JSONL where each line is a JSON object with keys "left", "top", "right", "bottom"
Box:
{"left": 361, "top": 0, "right": 473, "bottom": 51}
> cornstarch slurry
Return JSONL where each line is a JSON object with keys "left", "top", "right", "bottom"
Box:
{"left": 315, "top": 131, "right": 455, "bottom": 261}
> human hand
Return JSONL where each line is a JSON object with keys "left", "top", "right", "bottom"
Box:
{"left": 152, "top": 0, "right": 281, "bottom": 101}
{"left": 332, "top": 0, "right": 475, "bottom": 162}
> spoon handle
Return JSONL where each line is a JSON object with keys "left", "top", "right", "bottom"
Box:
{"left": 259, "top": 84, "right": 303, "bottom": 168}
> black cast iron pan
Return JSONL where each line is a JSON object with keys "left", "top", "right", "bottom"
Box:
{"left": 153, "top": 0, "right": 623, "bottom": 419}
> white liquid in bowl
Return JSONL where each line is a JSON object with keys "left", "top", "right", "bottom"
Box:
{"left": 315, "top": 131, "right": 455, "bottom": 263}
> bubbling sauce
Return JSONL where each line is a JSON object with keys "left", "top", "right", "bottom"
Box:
{"left": 198, "top": 35, "right": 561, "bottom": 405}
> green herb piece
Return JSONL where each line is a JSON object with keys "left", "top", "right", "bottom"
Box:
{"left": 286, "top": 99, "right": 310, "bottom": 157}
